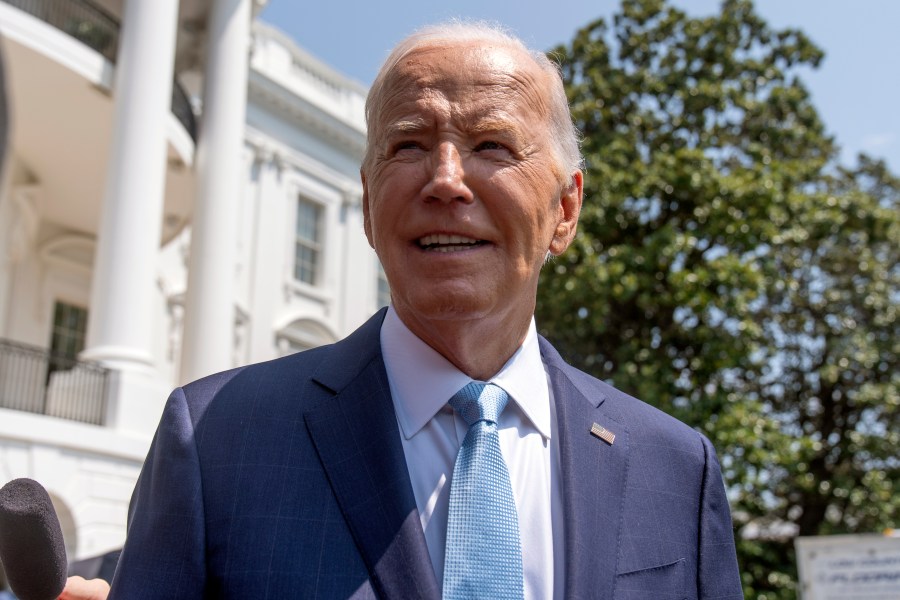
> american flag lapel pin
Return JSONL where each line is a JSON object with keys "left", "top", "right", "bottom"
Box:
{"left": 590, "top": 422, "right": 616, "bottom": 445}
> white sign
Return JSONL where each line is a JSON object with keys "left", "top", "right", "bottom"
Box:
{"left": 796, "top": 534, "right": 900, "bottom": 600}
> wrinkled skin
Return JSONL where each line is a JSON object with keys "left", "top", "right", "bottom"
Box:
{"left": 362, "top": 41, "right": 582, "bottom": 379}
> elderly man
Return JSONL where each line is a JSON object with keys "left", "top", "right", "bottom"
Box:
{"left": 94, "top": 22, "right": 742, "bottom": 599}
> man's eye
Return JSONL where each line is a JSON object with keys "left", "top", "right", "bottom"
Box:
{"left": 474, "top": 141, "right": 507, "bottom": 152}
{"left": 392, "top": 141, "right": 423, "bottom": 153}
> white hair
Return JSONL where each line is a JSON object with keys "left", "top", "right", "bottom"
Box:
{"left": 362, "top": 20, "right": 583, "bottom": 181}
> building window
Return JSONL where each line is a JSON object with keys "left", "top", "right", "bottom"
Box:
{"left": 377, "top": 262, "right": 391, "bottom": 308}
{"left": 276, "top": 318, "right": 336, "bottom": 356}
{"left": 282, "top": 338, "right": 313, "bottom": 356}
{"left": 294, "top": 197, "right": 323, "bottom": 285}
{"left": 48, "top": 302, "right": 88, "bottom": 376}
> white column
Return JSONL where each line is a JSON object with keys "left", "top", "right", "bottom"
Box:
{"left": 246, "top": 146, "right": 284, "bottom": 363}
{"left": 82, "top": 0, "right": 179, "bottom": 370}
{"left": 180, "top": 0, "right": 252, "bottom": 383}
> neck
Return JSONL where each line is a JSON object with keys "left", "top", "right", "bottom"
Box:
{"left": 392, "top": 304, "right": 534, "bottom": 381}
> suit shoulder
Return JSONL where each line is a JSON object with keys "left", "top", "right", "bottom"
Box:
{"left": 178, "top": 309, "right": 387, "bottom": 407}
{"left": 182, "top": 344, "right": 331, "bottom": 395}
{"left": 170, "top": 311, "right": 388, "bottom": 425}
{"left": 541, "top": 340, "right": 707, "bottom": 455}
{"left": 172, "top": 344, "right": 334, "bottom": 422}
{"left": 573, "top": 368, "right": 717, "bottom": 475}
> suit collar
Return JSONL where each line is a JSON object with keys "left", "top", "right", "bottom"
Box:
{"left": 306, "top": 309, "right": 440, "bottom": 600}
{"left": 381, "top": 306, "right": 553, "bottom": 440}
{"left": 379, "top": 306, "right": 471, "bottom": 440}
{"left": 540, "top": 337, "right": 628, "bottom": 599}
{"left": 309, "top": 307, "right": 387, "bottom": 394}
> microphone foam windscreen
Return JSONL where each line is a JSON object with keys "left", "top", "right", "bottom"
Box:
{"left": 0, "top": 478, "right": 68, "bottom": 600}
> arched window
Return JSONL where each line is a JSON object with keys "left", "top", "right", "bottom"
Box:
{"left": 275, "top": 318, "right": 336, "bottom": 356}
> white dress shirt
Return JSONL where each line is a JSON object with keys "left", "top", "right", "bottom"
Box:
{"left": 380, "top": 306, "right": 564, "bottom": 599}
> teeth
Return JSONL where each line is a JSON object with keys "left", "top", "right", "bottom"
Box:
{"left": 418, "top": 234, "right": 480, "bottom": 247}
{"left": 419, "top": 234, "right": 479, "bottom": 246}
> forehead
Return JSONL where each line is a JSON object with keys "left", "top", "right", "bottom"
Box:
{"left": 376, "top": 42, "right": 551, "bottom": 127}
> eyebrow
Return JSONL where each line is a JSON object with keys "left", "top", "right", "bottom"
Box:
{"left": 468, "top": 117, "right": 526, "bottom": 146}
{"left": 383, "top": 118, "right": 430, "bottom": 139}
{"left": 468, "top": 118, "right": 520, "bottom": 135}
{"left": 380, "top": 115, "right": 526, "bottom": 145}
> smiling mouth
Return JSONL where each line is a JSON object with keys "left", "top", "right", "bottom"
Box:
{"left": 417, "top": 234, "right": 488, "bottom": 253}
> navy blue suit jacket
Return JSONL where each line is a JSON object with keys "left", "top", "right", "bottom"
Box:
{"left": 109, "top": 309, "right": 742, "bottom": 599}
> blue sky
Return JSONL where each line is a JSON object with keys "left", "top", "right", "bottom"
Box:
{"left": 260, "top": 0, "right": 900, "bottom": 173}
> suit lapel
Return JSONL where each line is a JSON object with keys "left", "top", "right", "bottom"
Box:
{"left": 304, "top": 311, "right": 440, "bottom": 600}
{"left": 303, "top": 318, "right": 627, "bottom": 599}
{"left": 541, "top": 338, "right": 629, "bottom": 600}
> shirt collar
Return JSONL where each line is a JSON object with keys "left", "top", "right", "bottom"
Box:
{"left": 380, "top": 306, "right": 551, "bottom": 441}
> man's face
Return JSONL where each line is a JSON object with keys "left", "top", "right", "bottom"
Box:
{"left": 362, "top": 41, "right": 581, "bottom": 333}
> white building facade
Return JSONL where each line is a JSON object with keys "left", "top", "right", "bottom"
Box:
{"left": 0, "top": 0, "right": 382, "bottom": 570}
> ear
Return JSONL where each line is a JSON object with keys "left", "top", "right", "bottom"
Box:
{"left": 548, "top": 170, "right": 583, "bottom": 256}
{"left": 361, "top": 170, "right": 375, "bottom": 250}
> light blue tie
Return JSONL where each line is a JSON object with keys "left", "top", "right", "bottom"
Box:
{"left": 443, "top": 382, "right": 524, "bottom": 600}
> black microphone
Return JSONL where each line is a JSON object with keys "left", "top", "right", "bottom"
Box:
{"left": 0, "top": 478, "right": 67, "bottom": 600}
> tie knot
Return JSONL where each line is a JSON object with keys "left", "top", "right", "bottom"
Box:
{"left": 449, "top": 382, "right": 509, "bottom": 426}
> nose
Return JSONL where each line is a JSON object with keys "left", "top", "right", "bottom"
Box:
{"left": 422, "top": 142, "right": 473, "bottom": 204}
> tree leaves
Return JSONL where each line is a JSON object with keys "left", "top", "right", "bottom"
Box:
{"left": 538, "top": 1, "right": 899, "bottom": 597}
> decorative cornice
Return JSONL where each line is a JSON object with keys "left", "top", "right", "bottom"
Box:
{"left": 248, "top": 22, "right": 367, "bottom": 158}
{"left": 244, "top": 128, "right": 363, "bottom": 199}
{"left": 251, "top": 21, "right": 368, "bottom": 96}
{"left": 247, "top": 70, "right": 367, "bottom": 158}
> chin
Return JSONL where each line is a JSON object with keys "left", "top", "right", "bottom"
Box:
{"left": 399, "top": 290, "right": 493, "bottom": 323}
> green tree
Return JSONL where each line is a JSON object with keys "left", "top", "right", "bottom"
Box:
{"left": 536, "top": 1, "right": 900, "bottom": 597}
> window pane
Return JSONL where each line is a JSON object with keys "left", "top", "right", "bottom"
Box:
{"left": 48, "top": 302, "right": 88, "bottom": 375}
{"left": 295, "top": 198, "right": 322, "bottom": 285}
